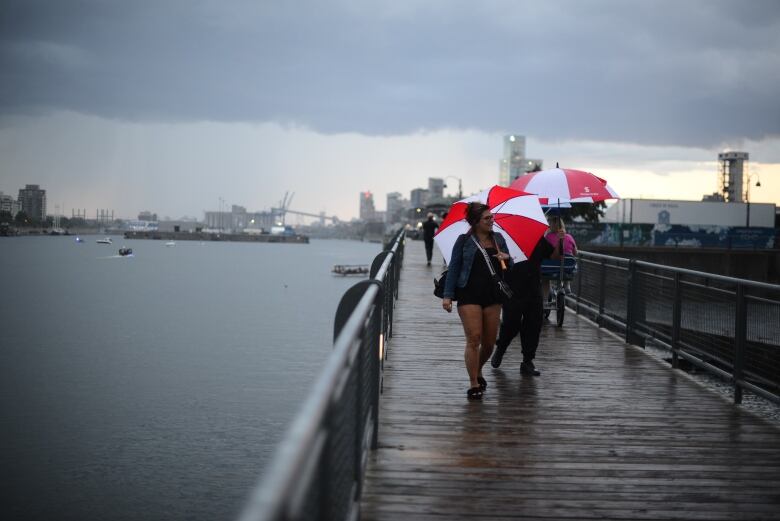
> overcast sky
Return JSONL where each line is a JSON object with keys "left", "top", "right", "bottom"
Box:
{"left": 1, "top": 0, "right": 779, "bottom": 220}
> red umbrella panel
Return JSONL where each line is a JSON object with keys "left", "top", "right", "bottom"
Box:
{"left": 434, "top": 186, "right": 549, "bottom": 265}
{"left": 508, "top": 168, "right": 619, "bottom": 205}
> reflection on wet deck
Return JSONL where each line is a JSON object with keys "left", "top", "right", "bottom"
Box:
{"left": 361, "top": 241, "right": 780, "bottom": 521}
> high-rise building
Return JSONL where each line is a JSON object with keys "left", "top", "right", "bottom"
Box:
{"left": 0, "top": 192, "right": 21, "bottom": 217}
{"left": 18, "top": 184, "right": 46, "bottom": 221}
{"left": 428, "top": 178, "right": 444, "bottom": 200}
{"left": 386, "top": 192, "right": 407, "bottom": 224}
{"left": 498, "top": 135, "right": 543, "bottom": 186}
{"left": 359, "top": 191, "right": 375, "bottom": 221}
{"left": 410, "top": 188, "right": 429, "bottom": 209}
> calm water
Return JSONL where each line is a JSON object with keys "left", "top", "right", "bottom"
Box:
{"left": 0, "top": 236, "right": 381, "bottom": 521}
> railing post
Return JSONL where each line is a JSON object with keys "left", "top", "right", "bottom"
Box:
{"left": 597, "top": 259, "right": 606, "bottom": 326}
{"left": 625, "top": 260, "right": 646, "bottom": 347}
{"left": 734, "top": 284, "right": 746, "bottom": 404}
{"left": 671, "top": 272, "right": 682, "bottom": 369}
{"left": 576, "top": 256, "right": 583, "bottom": 314}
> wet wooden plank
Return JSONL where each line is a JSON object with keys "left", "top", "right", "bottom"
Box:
{"left": 360, "top": 240, "right": 780, "bottom": 520}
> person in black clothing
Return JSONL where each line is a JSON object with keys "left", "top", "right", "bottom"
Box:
{"left": 422, "top": 213, "right": 439, "bottom": 266}
{"left": 490, "top": 229, "right": 565, "bottom": 375}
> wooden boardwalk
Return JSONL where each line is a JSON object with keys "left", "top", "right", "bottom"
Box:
{"left": 361, "top": 240, "right": 780, "bottom": 521}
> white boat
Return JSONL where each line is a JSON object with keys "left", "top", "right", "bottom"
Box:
{"left": 165, "top": 241, "right": 176, "bottom": 247}
{"left": 332, "top": 264, "right": 369, "bottom": 276}
{"left": 96, "top": 237, "right": 112, "bottom": 244}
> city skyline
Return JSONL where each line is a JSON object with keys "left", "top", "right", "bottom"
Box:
{"left": 1, "top": 1, "right": 779, "bottom": 220}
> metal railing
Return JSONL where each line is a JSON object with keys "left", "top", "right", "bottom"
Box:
{"left": 237, "top": 229, "right": 405, "bottom": 521}
{"left": 571, "top": 251, "right": 780, "bottom": 405}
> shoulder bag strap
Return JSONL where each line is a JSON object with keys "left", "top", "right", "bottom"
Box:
{"left": 470, "top": 236, "right": 498, "bottom": 276}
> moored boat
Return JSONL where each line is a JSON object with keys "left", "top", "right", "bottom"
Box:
{"left": 97, "top": 237, "right": 112, "bottom": 244}
{"left": 332, "top": 264, "right": 369, "bottom": 276}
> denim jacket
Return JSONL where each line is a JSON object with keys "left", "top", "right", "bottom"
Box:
{"left": 443, "top": 232, "right": 513, "bottom": 299}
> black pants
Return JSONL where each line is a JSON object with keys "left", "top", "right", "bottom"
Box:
{"left": 496, "top": 296, "right": 544, "bottom": 362}
{"left": 424, "top": 238, "right": 434, "bottom": 262}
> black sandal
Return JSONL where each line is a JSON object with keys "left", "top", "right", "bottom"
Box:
{"left": 477, "top": 376, "right": 487, "bottom": 391}
{"left": 467, "top": 387, "right": 483, "bottom": 400}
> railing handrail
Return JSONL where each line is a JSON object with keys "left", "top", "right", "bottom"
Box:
{"left": 237, "top": 228, "right": 405, "bottom": 521}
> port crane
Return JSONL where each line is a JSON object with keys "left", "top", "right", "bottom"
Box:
{"left": 272, "top": 191, "right": 340, "bottom": 225}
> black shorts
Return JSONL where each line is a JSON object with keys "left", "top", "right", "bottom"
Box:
{"left": 457, "top": 286, "right": 500, "bottom": 308}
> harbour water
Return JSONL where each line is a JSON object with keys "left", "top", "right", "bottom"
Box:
{"left": 0, "top": 236, "right": 382, "bottom": 521}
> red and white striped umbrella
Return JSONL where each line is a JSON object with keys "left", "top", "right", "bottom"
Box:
{"left": 434, "top": 185, "right": 548, "bottom": 264}
{"left": 509, "top": 168, "right": 619, "bottom": 205}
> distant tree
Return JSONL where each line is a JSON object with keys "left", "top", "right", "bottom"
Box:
{"left": 564, "top": 201, "right": 606, "bottom": 223}
{"left": 0, "top": 210, "right": 12, "bottom": 223}
{"left": 14, "top": 210, "right": 29, "bottom": 226}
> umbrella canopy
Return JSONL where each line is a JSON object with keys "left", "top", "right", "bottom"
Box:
{"left": 509, "top": 168, "right": 619, "bottom": 205}
{"left": 434, "top": 186, "right": 548, "bottom": 264}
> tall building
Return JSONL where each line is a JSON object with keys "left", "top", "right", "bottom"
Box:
{"left": 718, "top": 151, "right": 749, "bottom": 202}
{"left": 386, "top": 192, "right": 407, "bottom": 224}
{"left": 410, "top": 188, "right": 429, "bottom": 209}
{"left": 498, "top": 135, "right": 543, "bottom": 186}
{"left": 359, "top": 191, "right": 375, "bottom": 221}
{"left": 428, "top": 178, "right": 444, "bottom": 200}
{"left": 0, "top": 192, "right": 21, "bottom": 217}
{"left": 18, "top": 184, "right": 46, "bottom": 221}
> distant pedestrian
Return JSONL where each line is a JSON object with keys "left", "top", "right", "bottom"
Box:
{"left": 545, "top": 216, "right": 577, "bottom": 256}
{"left": 442, "top": 203, "right": 512, "bottom": 400}
{"left": 490, "top": 228, "right": 565, "bottom": 376}
{"left": 422, "top": 213, "right": 439, "bottom": 266}
{"left": 543, "top": 216, "right": 578, "bottom": 301}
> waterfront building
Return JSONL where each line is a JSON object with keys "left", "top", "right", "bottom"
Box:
{"left": 386, "top": 192, "right": 407, "bottom": 224}
{"left": 410, "top": 188, "right": 429, "bottom": 209}
{"left": 204, "top": 211, "right": 233, "bottom": 231}
{"left": 17, "top": 184, "right": 46, "bottom": 221}
{"left": 138, "top": 211, "right": 158, "bottom": 221}
{"left": 428, "top": 178, "right": 444, "bottom": 200}
{"left": 603, "top": 198, "right": 775, "bottom": 228}
{"left": 0, "top": 192, "right": 21, "bottom": 217}
{"left": 498, "top": 135, "right": 543, "bottom": 186}
{"left": 359, "top": 191, "right": 375, "bottom": 221}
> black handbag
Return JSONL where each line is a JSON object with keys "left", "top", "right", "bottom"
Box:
{"left": 472, "top": 236, "right": 514, "bottom": 303}
{"left": 433, "top": 270, "right": 448, "bottom": 299}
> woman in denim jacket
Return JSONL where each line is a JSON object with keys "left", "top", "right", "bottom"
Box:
{"left": 442, "top": 202, "right": 512, "bottom": 400}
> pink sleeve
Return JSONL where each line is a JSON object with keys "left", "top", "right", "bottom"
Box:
{"left": 564, "top": 235, "right": 577, "bottom": 254}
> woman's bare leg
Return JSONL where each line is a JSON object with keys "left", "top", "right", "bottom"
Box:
{"left": 478, "top": 304, "right": 502, "bottom": 372}
{"left": 458, "top": 304, "right": 483, "bottom": 389}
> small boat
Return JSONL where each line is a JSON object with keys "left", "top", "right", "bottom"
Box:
{"left": 165, "top": 241, "right": 176, "bottom": 247}
{"left": 96, "top": 237, "right": 112, "bottom": 244}
{"left": 75, "top": 237, "right": 84, "bottom": 243}
{"left": 332, "top": 264, "right": 369, "bottom": 277}
{"left": 118, "top": 247, "right": 133, "bottom": 256}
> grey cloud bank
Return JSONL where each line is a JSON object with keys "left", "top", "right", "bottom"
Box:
{"left": 2, "top": 0, "right": 779, "bottom": 148}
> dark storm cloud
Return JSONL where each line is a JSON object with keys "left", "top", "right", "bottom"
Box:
{"left": 1, "top": 0, "right": 779, "bottom": 147}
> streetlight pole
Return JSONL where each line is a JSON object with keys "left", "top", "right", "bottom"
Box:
{"left": 744, "top": 172, "right": 761, "bottom": 227}
{"left": 444, "top": 176, "right": 463, "bottom": 199}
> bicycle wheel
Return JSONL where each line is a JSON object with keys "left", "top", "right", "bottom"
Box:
{"left": 556, "top": 290, "right": 565, "bottom": 327}
{"left": 544, "top": 291, "right": 552, "bottom": 318}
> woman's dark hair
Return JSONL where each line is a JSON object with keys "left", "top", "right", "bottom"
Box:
{"left": 465, "top": 202, "right": 490, "bottom": 228}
